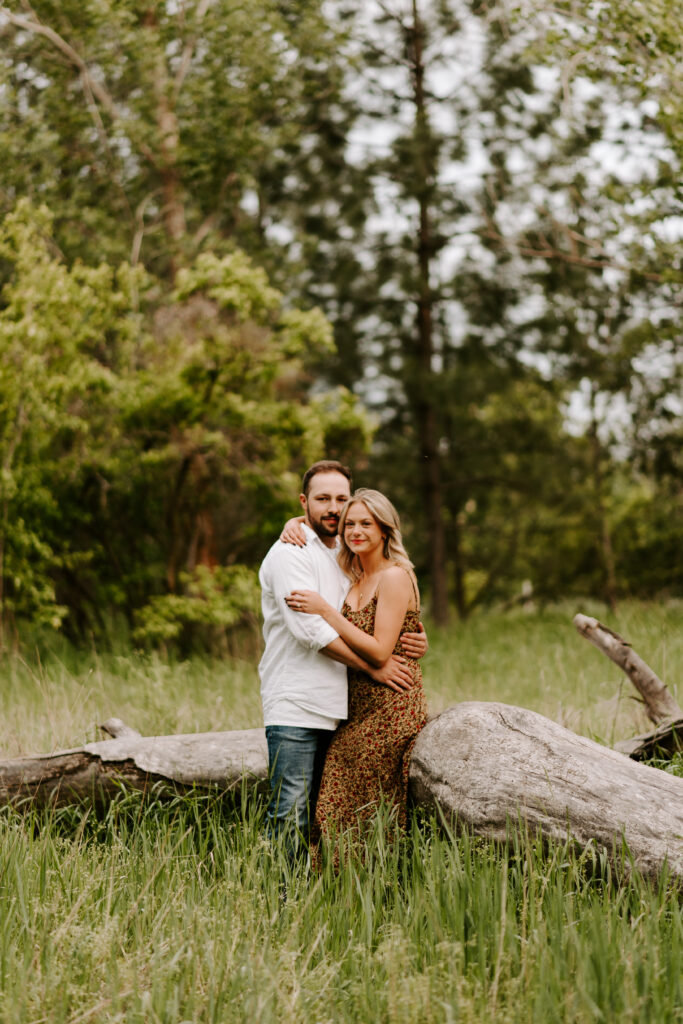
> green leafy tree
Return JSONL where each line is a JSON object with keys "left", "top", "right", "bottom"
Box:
{"left": 0, "top": 200, "right": 145, "bottom": 643}
{"left": 475, "top": 0, "right": 683, "bottom": 602}
{"left": 515, "top": 0, "right": 683, "bottom": 162}
{"left": 299, "top": 1, "right": 583, "bottom": 617}
{"left": 0, "top": 201, "right": 371, "bottom": 645}
{"left": 308, "top": 0, "right": 682, "bottom": 610}
{"left": 55, "top": 247, "right": 371, "bottom": 642}
{"left": 0, "top": 0, "right": 355, "bottom": 279}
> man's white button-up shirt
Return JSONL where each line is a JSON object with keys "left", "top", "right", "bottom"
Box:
{"left": 258, "top": 523, "right": 350, "bottom": 730}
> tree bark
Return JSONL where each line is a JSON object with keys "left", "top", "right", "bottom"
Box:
{"left": 3, "top": 705, "right": 683, "bottom": 881}
{"left": 573, "top": 613, "right": 682, "bottom": 725}
{"left": 145, "top": 10, "right": 186, "bottom": 275}
{"left": 615, "top": 719, "right": 683, "bottom": 760}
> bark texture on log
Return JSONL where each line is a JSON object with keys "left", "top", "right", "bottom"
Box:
{"left": 573, "top": 613, "right": 682, "bottom": 725}
{"left": 409, "top": 702, "right": 683, "bottom": 880}
{"left": 0, "top": 729, "right": 268, "bottom": 808}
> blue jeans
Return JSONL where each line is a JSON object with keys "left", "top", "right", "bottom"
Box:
{"left": 265, "top": 726, "right": 333, "bottom": 851}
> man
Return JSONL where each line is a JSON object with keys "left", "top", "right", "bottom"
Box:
{"left": 258, "top": 460, "right": 427, "bottom": 850}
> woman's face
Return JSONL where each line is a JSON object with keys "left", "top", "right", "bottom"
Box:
{"left": 343, "top": 501, "right": 384, "bottom": 558}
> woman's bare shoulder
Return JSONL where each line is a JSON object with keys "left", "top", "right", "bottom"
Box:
{"left": 379, "top": 565, "right": 415, "bottom": 591}
{"left": 379, "top": 564, "right": 419, "bottom": 607}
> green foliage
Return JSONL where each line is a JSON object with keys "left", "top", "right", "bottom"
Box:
{"left": 0, "top": 0, "right": 356, "bottom": 278}
{"left": 0, "top": 201, "right": 146, "bottom": 635}
{"left": 134, "top": 565, "right": 261, "bottom": 654}
{"left": 1, "top": 0, "right": 681, "bottom": 638}
{"left": 612, "top": 481, "right": 683, "bottom": 597}
{"left": 522, "top": 0, "right": 683, "bottom": 162}
{"left": 0, "top": 201, "right": 371, "bottom": 645}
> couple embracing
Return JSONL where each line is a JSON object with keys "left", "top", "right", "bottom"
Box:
{"left": 258, "top": 460, "right": 429, "bottom": 855}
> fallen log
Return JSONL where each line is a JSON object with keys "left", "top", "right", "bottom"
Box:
{"left": 409, "top": 703, "right": 683, "bottom": 881}
{"left": 2, "top": 703, "right": 683, "bottom": 881}
{"left": 0, "top": 727, "right": 268, "bottom": 807}
{"left": 573, "top": 612, "right": 683, "bottom": 759}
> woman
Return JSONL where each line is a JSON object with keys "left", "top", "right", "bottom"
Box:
{"left": 284, "top": 489, "right": 428, "bottom": 844}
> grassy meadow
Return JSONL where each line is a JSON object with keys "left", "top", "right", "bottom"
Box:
{"left": 1, "top": 600, "right": 682, "bottom": 1022}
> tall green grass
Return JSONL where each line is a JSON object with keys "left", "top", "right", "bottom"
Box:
{"left": 0, "top": 796, "right": 681, "bottom": 1023}
{"left": 0, "top": 602, "right": 682, "bottom": 1021}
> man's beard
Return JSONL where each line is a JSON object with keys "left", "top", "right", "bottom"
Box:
{"left": 308, "top": 511, "right": 339, "bottom": 539}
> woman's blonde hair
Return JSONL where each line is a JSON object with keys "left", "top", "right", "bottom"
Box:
{"left": 337, "top": 489, "right": 417, "bottom": 594}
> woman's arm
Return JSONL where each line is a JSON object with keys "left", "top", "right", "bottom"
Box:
{"left": 285, "top": 567, "right": 414, "bottom": 667}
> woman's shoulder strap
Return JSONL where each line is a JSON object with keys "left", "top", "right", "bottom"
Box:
{"left": 405, "top": 567, "right": 420, "bottom": 612}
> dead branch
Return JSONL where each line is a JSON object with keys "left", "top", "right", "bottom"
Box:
{"left": 573, "top": 613, "right": 682, "bottom": 725}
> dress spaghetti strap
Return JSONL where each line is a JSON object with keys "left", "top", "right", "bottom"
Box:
{"left": 407, "top": 569, "right": 420, "bottom": 613}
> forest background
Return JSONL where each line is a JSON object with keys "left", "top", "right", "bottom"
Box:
{"left": 0, "top": 0, "right": 681, "bottom": 653}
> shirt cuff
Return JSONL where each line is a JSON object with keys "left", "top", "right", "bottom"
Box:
{"left": 309, "top": 622, "right": 340, "bottom": 652}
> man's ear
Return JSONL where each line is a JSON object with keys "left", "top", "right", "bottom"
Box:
{"left": 299, "top": 493, "right": 307, "bottom": 513}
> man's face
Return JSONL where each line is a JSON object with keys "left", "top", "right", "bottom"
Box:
{"left": 300, "top": 471, "right": 351, "bottom": 541}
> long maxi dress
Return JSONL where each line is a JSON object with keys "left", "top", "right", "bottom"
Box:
{"left": 313, "top": 592, "right": 428, "bottom": 842}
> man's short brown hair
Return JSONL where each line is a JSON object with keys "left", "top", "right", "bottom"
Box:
{"left": 302, "top": 460, "right": 352, "bottom": 497}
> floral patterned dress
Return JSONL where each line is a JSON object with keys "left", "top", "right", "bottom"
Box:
{"left": 314, "top": 593, "right": 428, "bottom": 841}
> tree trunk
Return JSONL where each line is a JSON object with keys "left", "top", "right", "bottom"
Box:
{"left": 451, "top": 514, "right": 467, "bottom": 620}
{"left": 3, "top": 705, "right": 683, "bottom": 881}
{"left": 588, "top": 387, "right": 618, "bottom": 612}
{"left": 145, "top": 10, "right": 186, "bottom": 276}
{"left": 408, "top": 0, "right": 449, "bottom": 626}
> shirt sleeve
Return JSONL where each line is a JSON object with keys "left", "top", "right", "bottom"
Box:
{"left": 265, "top": 544, "right": 340, "bottom": 652}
